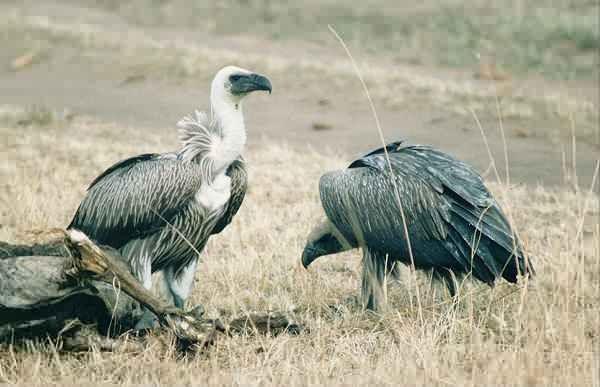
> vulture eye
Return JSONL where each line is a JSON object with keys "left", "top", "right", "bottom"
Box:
{"left": 229, "top": 74, "right": 243, "bottom": 82}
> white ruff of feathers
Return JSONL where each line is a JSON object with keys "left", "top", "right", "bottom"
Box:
{"left": 176, "top": 90, "right": 246, "bottom": 183}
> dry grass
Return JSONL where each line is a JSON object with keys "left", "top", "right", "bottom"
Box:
{"left": 0, "top": 109, "right": 598, "bottom": 386}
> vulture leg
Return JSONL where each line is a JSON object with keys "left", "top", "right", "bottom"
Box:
{"left": 163, "top": 257, "right": 198, "bottom": 309}
{"left": 132, "top": 256, "right": 159, "bottom": 331}
{"left": 361, "top": 249, "right": 387, "bottom": 312}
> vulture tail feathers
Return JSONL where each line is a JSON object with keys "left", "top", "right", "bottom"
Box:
{"left": 443, "top": 188, "right": 534, "bottom": 283}
{"left": 449, "top": 202, "right": 517, "bottom": 253}
{"left": 447, "top": 210, "right": 533, "bottom": 284}
{"left": 494, "top": 241, "right": 535, "bottom": 283}
{"left": 445, "top": 219, "right": 496, "bottom": 285}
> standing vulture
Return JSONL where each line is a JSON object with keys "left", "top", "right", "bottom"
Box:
{"left": 302, "top": 141, "right": 534, "bottom": 311}
{"left": 68, "top": 66, "right": 271, "bottom": 328}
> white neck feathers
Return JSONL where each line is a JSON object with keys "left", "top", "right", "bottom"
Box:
{"left": 177, "top": 80, "right": 247, "bottom": 180}
{"left": 209, "top": 85, "right": 246, "bottom": 172}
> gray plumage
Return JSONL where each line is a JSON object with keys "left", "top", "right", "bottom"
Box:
{"left": 303, "top": 141, "right": 534, "bottom": 310}
{"left": 68, "top": 110, "right": 247, "bottom": 306}
{"left": 67, "top": 66, "right": 271, "bottom": 328}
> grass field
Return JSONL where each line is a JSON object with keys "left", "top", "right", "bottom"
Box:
{"left": 0, "top": 109, "right": 598, "bottom": 385}
{"left": 76, "top": 0, "right": 600, "bottom": 80}
{"left": 1, "top": 0, "right": 599, "bottom": 385}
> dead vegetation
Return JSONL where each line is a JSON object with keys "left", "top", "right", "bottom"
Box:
{"left": 0, "top": 230, "right": 301, "bottom": 353}
{"left": 0, "top": 0, "right": 598, "bottom": 384}
{"left": 0, "top": 110, "right": 598, "bottom": 385}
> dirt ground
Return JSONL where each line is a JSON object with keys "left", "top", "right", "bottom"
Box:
{"left": 1, "top": 0, "right": 598, "bottom": 188}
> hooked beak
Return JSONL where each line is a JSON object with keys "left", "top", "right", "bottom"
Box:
{"left": 232, "top": 73, "right": 272, "bottom": 95}
{"left": 252, "top": 74, "right": 272, "bottom": 94}
{"left": 301, "top": 243, "right": 319, "bottom": 269}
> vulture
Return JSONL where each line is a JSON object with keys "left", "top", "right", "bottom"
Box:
{"left": 68, "top": 66, "right": 271, "bottom": 328}
{"left": 302, "top": 141, "right": 534, "bottom": 311}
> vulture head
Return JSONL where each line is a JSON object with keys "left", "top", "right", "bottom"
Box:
{"left": 302, "top": 219, "right": 350, "bottom": 268}
{"left": 211, "top": 65, "right": 272, "bottom": 107}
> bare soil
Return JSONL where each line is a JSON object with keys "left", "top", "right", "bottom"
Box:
{"left": 2, "top": 56, "right": 597, "bottom": 189}
{"left": 0, "top": 0, "right": 598, "bottom": 188}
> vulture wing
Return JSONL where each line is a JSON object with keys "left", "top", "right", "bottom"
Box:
{"left": 68, "top": 154, "right": 207, "bottom": 249}
{"left": 211, "top": 158, "right": 248, "bottom": 235}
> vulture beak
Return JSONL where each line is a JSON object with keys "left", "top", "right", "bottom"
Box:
{"left": 301, "top": 243, "right": 319, "bottom": 269}
{"left": 232, "top": 73, "right": 272, "bottom": 95}
{"left": 302, "top": 228, "right": 347, "bottom": 269}
{"left": 251, "top": 74, "right": 272, "bottom": 94}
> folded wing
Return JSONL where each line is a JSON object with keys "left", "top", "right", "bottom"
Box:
{"left": 319, "top": 143, "right": 533, "bottom": 284}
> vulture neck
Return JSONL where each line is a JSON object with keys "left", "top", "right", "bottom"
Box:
{"left": 210, "top": 88, "right": 246, "bottom": 172}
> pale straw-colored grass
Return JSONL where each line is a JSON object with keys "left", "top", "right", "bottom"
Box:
{"left": 0, "top": 111, "right": 598, "bottom": 386}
